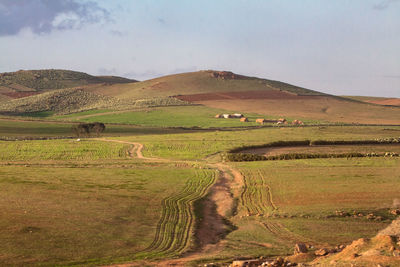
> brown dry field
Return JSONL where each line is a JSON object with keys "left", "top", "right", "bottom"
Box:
{"left": 175, "top": 90, "right": 300, "bottom": 101}
{"left": 242, "top": 144, "right": 400, "bottom": 156}
{"left": 193, "top": 97, "right": 400, "bottom": 124}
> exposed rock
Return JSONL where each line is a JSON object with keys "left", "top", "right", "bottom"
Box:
{"left": 390, "top": 209, "right": 400, "bottom": 215}
{"left": 210, "top": 71, "right": 245, "bottom": 80}
{"left": 314, "top": 248, "right": 329, "bottom": 256}
{"left": 379, "top": 218, "right": 400, "bottom": 236}
{"left": 294, "top": 243, "right": 308, "bottom": 254}
{"left": 230, "top": 259, "right": 263, "bottom": 267}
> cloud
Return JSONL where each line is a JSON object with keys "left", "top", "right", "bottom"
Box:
{"left": 373, "top": 0, "right": 400, "bottom": 10}
{"left": 0, "top": 0, "right": 110, "bottom": 36}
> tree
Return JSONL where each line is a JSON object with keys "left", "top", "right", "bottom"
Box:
{"left": 72, "top": 122, "right": 106, "bottom": 137}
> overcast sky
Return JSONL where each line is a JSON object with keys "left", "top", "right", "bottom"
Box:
{"left": 0, "top": 0, "right": 399, "bottom": 97}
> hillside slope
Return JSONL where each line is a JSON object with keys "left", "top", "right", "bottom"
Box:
{"left": 0, "top": 88, "right": 190, "bottom": 115}
{"left": 0, "top": 69, "right": 136, "bottom": 100}
{"left": 343, "top": 96, "right": 400, "bottom": 106}
{"left": 0, "top": 69, "right": 398, "bottom": 124}
{"left": 84, "top": 70, "right": 398, "bottom": 125}
{"left": 85, "top": 70, "right": 327, "bottom": 100}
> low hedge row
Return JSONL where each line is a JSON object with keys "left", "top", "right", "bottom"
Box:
{"left": 227, "top": 152, "right": 398, "bottom": 162}
{"left": 228, "top": 138, "right": 400, "bottom": 154}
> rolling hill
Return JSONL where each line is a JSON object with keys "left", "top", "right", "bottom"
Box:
{"left": 0, "top": 69, "right": 399, "bottom": 125}
{"left": 0, "top": 69, "right": 136, "bottom": 100}
{"left": 84, "top": 70, "right": 327, "bottom": 100}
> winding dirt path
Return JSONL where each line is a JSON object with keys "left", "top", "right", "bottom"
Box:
{"left": 93, "top": 138, "right": 155, "bottom": 160}
{"left": 93, "top": 138, "right": 245, "bottom": 266}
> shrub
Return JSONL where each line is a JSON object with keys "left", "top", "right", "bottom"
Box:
{"left": 72, "top": 122, "right": 105, "bottom": 137}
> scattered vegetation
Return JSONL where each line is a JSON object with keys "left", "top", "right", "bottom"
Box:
{"left": 0, "top": 88, "right": 192, "bottom": 115}
{"left": 0, "top": 69, "right": 134, "bottom": 91}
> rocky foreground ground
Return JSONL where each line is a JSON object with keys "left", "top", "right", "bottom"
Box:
{"left": 223, "top": 212, "right": 400, "bottom": 267}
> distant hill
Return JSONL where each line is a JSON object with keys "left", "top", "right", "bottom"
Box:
{"left": 0, "top": 69, "right": 398, "bottom": 124}
{"left": 0, "top": 69, "right": 136, "bottom": 100}
{"left": 84, "top": 70, "right": 327, "bottom": 100}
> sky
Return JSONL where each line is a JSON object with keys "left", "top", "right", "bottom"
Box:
{"left": 0, "top": 0, "right": 399, "bottom": 97}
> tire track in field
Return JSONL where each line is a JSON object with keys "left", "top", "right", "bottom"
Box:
{"left": 143, "top": 172, "right": 216, "bottom": 257}
{"left": 240, "top": 169, "right": 277, "bottom": 215}
{"left": 261, "top": 221, "right": 317, "bottom": 246}
{"left": 257, "top": 170, "right": 278, "bottom": 211}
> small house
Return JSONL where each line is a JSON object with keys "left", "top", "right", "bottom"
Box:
{"left": 292, "top": 120, "right": 303, "bottom": 125}
{"left": 233, "top": 113, "right": 244, "bottom": 118}
{"left": 256, "top": 118, "right": 266, "bottom": 124}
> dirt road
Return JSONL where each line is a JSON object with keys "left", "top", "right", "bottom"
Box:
{"left": 94, "top": 138, "right": 244, "bottom": 266}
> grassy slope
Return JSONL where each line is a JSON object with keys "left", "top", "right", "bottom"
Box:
{"left": 82, "top": 71, "right": 399, "bottom": 125}
{"left": 69, "top": 106, "right": 276, "bottom": 128}
{"left": 343, "top": 95, "right": 400, "bottom": 106}
{"left": 0, "top": 163, "right": 205, "bottom": 266}
{"left": 1, "top": 70, "right": 398, "bottom": 125}
{"left": 0, "top": 119, "right": 202, "bottom": 138}
{"left": 216, "top": 158, "right": 399, "bottom": 260}
{"left": 0, "top": 69, "right": 135, "bottom": 92}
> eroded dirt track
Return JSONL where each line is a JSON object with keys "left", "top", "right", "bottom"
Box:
{"left": 94, "top": 139, "right": 243, "bottom": 266}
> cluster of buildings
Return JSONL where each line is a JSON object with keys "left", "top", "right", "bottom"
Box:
{"left": 215, "top": 114, "right": 303, "bottom": 125}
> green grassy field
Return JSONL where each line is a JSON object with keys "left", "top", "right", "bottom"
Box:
{"left": 211, "top": 157, "right": 400, "bottom": 261}
{"left": 0, "top": 119, "right": 204, "bottom": 138}
{"left": 1, "top": 120, "right": 400, "bottom": 266}
{"left": 115, "top": 125, "right": 400, "bottom": 160}
{"left": 0, "top": 161, "right": 216, "bottom": 266}
{"left": 56, "top": 106, "right": 275, "bottom": 128}
{"left": 0, "top": 139, "right": 127, "bottom": 161}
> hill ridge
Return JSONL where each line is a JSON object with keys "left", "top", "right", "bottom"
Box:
{"left": 0, "top": 69, "right": 136, "bottom": 99}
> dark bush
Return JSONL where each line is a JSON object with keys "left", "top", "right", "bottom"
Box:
{"left": 72, "top": 122, "right": 106, "bottom": 137}
{"left": 228, "top": 140, "right": 311, "bottom": 153}
{"left": 227, "top": 153, "right": 267, "bottom": 162}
